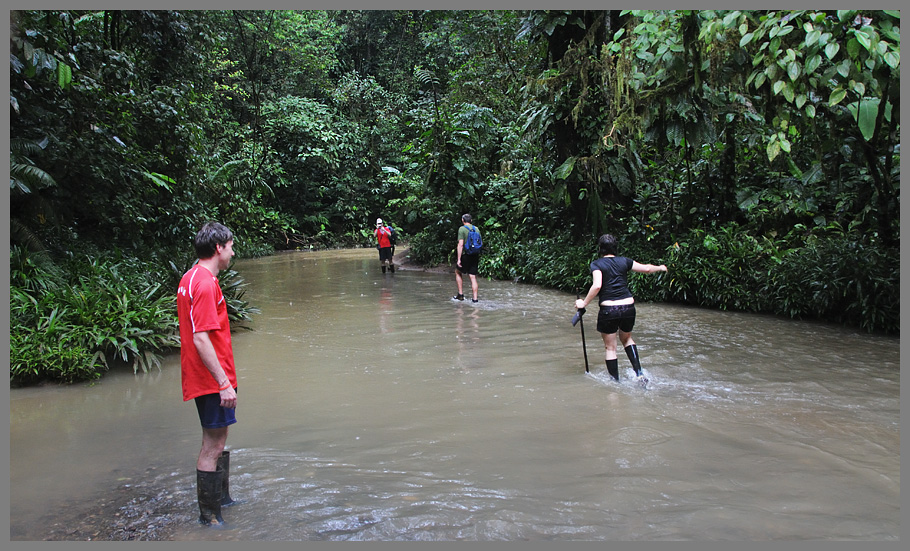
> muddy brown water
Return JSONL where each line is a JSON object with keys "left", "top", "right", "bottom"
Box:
{"left": 9, "top": 248, "right": 900, "bottom": 540}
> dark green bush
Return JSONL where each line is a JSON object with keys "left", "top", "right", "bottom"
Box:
{"left": 762, "top": 235, "right": 899, "bottom": 333}
{"left": 407, "top": 217, "right": 462, "bottom": 266}
{"left": 660, "top": 224, "right": 898, "bottom": 334}
{"left": 476, "top": 228, "right": 669, "bottom": 300}
{"left": 10, "top": 254, "right": 183, "bottom": 386}
{"left": 10, "top": 287, "right": 106, "bottom": 385}
{"left": 10, "top": 329, "right": 104, "bottom": 386}
{"left": 663, "top": 223, "right": 767, "bottom": 311}
{"left": 11, "top": 250, "right": 206, "bottom": 385}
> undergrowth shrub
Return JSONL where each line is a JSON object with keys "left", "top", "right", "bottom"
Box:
{"left": 407, "top": 217, "right": 464, "bottom": 266}
{"left": 762, "top": 235, "right": 898, "bottom": 333}
{"left": 663, "top": 224, "right": 767, "bottom": 311}
{"left": 9, "top": 288, "right": 106, "bottom": 385}
{"left": 10, "top": 248, "right": 259, "bottom": 386}
{"left": 663, "top": 224, "right": 898, "bottom": 334}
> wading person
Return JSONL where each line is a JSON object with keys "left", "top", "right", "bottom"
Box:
{"left": 574, "top": 234, "right": 667, "bottom": 382}
{"left": 177, "top": 221, "right": 240, "bottom": 526}
{"left": 374, "top": 218, "right": 394, "bottom": 273}
{"left": 453, "top": 213, "right": 481, "bottom": 302}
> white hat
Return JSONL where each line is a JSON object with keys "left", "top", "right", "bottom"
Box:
{"left": 376, "top": 218, "right": 383, "bottom": 225}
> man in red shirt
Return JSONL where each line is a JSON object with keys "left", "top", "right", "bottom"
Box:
{"left": 177, "top": 221, "right": 239, "bottom": 525}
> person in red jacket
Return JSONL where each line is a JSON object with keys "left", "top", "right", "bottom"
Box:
{"left": 177, "top": 221, "right": 240, "bottom": 525}
{"left": 374, "top": 218, "right": 395, "bottom": 273}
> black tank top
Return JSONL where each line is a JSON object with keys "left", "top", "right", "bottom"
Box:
{"left": 590, "top": 256, "right": 634, "bottom": 302}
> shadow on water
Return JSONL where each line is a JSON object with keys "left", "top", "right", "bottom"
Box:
{"left": 9, "top": 248, "right": 900, "bottom": 540}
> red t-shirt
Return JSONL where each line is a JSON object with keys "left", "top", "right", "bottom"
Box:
{"left": 375, "top": 227, "right": 392, "bottom": 248}
{"left": 177, "top": 264, "right": 236, "bottom": 401}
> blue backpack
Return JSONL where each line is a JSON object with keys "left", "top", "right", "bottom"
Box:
{"left": 464, "top": 224, "right": 482, "bottom": 255}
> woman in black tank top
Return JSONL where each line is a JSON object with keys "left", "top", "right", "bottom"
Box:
{"left": 574, "top": 234, "right": 667, "bottom": 381}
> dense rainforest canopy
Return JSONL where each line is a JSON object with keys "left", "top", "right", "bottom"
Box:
{"left": 9, "top": 9, "right": 900, "bottom": 385}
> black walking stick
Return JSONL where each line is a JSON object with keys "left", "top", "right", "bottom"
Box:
{"left": 572, "top": 295, "right": 589, "bottom": 373}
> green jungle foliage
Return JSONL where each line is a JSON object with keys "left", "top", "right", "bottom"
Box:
{"left": 9, "top": 10, "right": 900, "bottom": 384}
{"left": 10, "top": 247, "right": 257, "bottom": 386}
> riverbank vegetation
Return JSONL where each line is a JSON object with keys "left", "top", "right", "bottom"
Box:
{"left": 10, "top": 10, "right": 899, "bottom": 385}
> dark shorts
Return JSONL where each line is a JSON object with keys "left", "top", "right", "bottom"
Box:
{"left": 597, "top": 304, "right": 636, "bottom": 335}
{"left": 378, "top": 247, "right": 393, "bottom": 261}
{"left": 194, "top": 390, "right": 238, "bottom": 429}
{"left": 457, "top": 253, "right": 480, "bottom": 275}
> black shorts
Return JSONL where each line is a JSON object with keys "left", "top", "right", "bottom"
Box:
{"left": 194, "top": 391, "right": 238, "bottom": 429}
{"left": 596, "top": 304, "right": 636, "bottom": 335}
{"left": 457, "top": 253, "right": 480, "bottom": 275}
{"left": 378, "top": 247, "right": 393, "bottom": 261}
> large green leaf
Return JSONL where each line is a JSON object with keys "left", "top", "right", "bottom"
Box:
{"left": 553, "top": 156, "right": 576, "bottom": 180}
{"left": 805, "top": 54, "right": 822, "bottom": 74}
{"left": 853, "top": 29, "right": 872, "bottom": 52}
{"left": 828, "top": 88, "right": 847, "bottom": 106}
{"left": 766, "top": 139, "right": 781, "bottom": 161}
{"left": 782, "top": 82, "right": 795, "bottom": 102}
{"left": 849, "top": 98, "right": 881, "bottom": 141}
{"left": 56, "top": 62, "right": 72, "bottom": 89}
{"left": 805, "top": 29, "right": 820, "bottom": 47}
{"left": 141, "top": 172, "right": 175, "bottom": 192}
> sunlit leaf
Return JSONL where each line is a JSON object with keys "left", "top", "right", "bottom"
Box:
{"left": 806, "top": 54, "right": 822, "bottom": 74}
{"left": 828, "top": 88, "right": 847, "bottom": 106}
{"left": 782, "top": 83, "right": 794, "bottom": 102}
{"left": 837, "top": 60, "right": 851, "bottom": 78}
{"left": 854, "top": 29, "right": 872, "bottom": 51}
{"left": 767, "top": 140, "right": 781, "bottom": 161}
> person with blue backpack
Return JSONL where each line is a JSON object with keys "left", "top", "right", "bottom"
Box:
{"left": 453, "top": 213, "right": 482, "bottom": 302}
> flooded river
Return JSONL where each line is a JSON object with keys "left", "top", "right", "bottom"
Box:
{"left": 9, "top": 248, "right": 900, "bottom": 540}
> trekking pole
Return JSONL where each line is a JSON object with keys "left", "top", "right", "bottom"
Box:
{"left": 572, "top": 294, "right": 589, "bottom": 373}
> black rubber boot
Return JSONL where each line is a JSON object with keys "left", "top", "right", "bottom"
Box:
{"left": 381, "top": 265, "right": 387, "bottom": 273}
{"left": 216, "top": 451, "right": 238, "bottom": 507}
{"left": 606, "top": 358, "right": 619, "bottom": 381}
{"left": 196, "top": 468, "right": 225, "bottom": 525}
{"left": 389, "top": 263, "right": 395, "bottom": 273}
{"left": 624, "top": 344, "right": 643, "bottom": 377}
